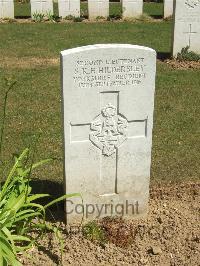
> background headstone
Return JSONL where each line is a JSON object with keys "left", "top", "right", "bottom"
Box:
{"left": 122, "top": 0, "right": 143, "bottom": 18}
{"left": 30, "top": 0, "right": 53, "bottom": 17}
{"left": 88, "top": 0, "right": 109, "bottom": 20}
{"left": 172, "top": 0, "right": 200, "bottom": 56}
{"left": 58, "top": 0, "right": 80, "bottom": 18}
{"left": 61, "top": 44, "right": 156, "bottom": 223}
{"left": 0, "top": 0, "right": 14, "bottom": 19}
{"left": 164, "top": 0, "right": 173, "bottom": 18}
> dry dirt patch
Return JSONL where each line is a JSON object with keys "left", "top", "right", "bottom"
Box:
{"left": 18, "top": 182, "right": 199, "bottom": 266}
{"left": 0, "top": 57, "right": 59, "bottom": 69}
{"left": 2, "top": 56, "right": 200, "bottom": 70}
{"left": 164, "top": 59, "right": 200, "bottom": 70}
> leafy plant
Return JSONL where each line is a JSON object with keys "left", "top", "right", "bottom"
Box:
{"left": 177, "top": 46, "right": 200, "bottom": 62}
{"left": 82, "top": 221, "right": 107, "bottom": 246}
{"left": 73, "top": 16, "right": 83, "bottom": 22}
{"left": 65, "top": 15, "right": 75, "bottom": 21}
{"left": 108, "top": 13, "right": 122, "bottom": 21}
{"left": 46, "top": 11, "right": 59, "bottom": 23}
{"left": 32, "top": 12, "right": 45, "bottom": 22}
{"left": 0, "top": 148, "right": 81, "bottom": 265}
{"left": 95, "top": 16, "right": 105, "bottom": 20}
{"left": 63, "top": 14, "right": 83, "bottom": 22}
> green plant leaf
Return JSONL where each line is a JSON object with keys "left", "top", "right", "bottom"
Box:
{"left": 22, "top": 159, "right": 52, "bottom": 178}
{"left": 0, "top": 149, "right": 29, "bottom": 200}
{"left": 11, "top": 235, "right": 31, "bottom": 242}
{"left": 0, "top": 210, "right": 16, "bottom": 229}
{"left": 14, "top": 211, "right": 42, "bottom": 223}
{"left": 15, "top": 209, "right": 35, "bottom": 218}
{"left": 1, "top": 227, "right": 16, "bottom": 254}
{"left": 23, "top": 203, "right": 45, "bottom": 214}
{"left": 27, "top": 193, "right": 49, "bottom": 202}
{"left": 0, "top": 235, "right": 22, "bottom": 266}
{"left": 6, "top": 193, "right": 25, "bottom": 212}
{"left": 44, "top": 193, "right": 82, "bottom": 209}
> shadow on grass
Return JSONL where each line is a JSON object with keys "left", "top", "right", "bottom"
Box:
{"left": 157, "top": 51, "right": 171, "bottom": 61}
{"left": 150, "top": 15, "right": 163, "bottom": 19}
{"left": 30, "top": 179, "right": 65, "bottom": 222}
{"left": 15, "top": 16, "right": 31, "bottom": 19}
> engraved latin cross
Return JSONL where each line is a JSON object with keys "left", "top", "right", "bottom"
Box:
{"left": 70, "top": 91, "right": 148, "bottom": 196}
{"left": 183, "top": 24, "right": 197, "bottom": 47}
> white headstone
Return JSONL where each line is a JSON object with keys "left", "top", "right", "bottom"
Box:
{"left": 172, "top": 0, "right": 200, "bottom": 56}
{"left": 30, "top": 0, "right": 53, "bottom": 17}
{"left": 61, "top": 44, "right": 156, "bottom": 223}
{"left": 122, "top": 0, "right": 143, "bottom": 18}
{"left": 58, "top": 0, "right": 80, "bottom": 18}
{"left": 88, "top": 0, "right": 109, "bottom": 20}
{"left": 164, "top": 0, "right": 173, "bottom": 18}
{"left": 0, "top": 0, "right": 14, "bottom": 19}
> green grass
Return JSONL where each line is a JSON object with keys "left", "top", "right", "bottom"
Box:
{"left": 143, "top": 2, "right": 163, "bottom": 17}
{"left": 0, "top": 19, "right": 199, "bottom": 189}
{"left": 14, "top": 2, "right": 164, "bottom": 18}
{"left": 0, "top": 22, "right": 172, "bottom": 57}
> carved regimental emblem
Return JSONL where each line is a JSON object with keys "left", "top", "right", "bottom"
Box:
{"left": 89, "top": 103, "right": 128, "bottom": 156}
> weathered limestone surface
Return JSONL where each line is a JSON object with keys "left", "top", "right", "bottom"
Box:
{"left": 164, "top": 0, "right": 173, "bottom": 18}
{"left": 61, "top": 44, "right": 156, "bottom": 223}
{"left": 88, "top": 0, "right": 109, "bottom": 20}
{"left": 58, "top": 0, "right": 80, "bottom": 18}
{"left": 122, "top": 0, "right": 143, "bottom": 18}
{"left": 0, "top": 0, "right": 14, "bottom": 19}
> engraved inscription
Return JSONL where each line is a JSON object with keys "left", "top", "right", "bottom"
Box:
{"left": 185, "top": 0, "right": 200, "bottom": 9}
{"left": 73, "top": 57, "right": 147, "bottom": 89}
{"left": 89, "top": 103, "right": 128, "bottom": 156}
{"left": 177, "top": 0, "right": 200, "bottom": 23}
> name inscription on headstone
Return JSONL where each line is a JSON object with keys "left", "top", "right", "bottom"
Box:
{"left": 177, "top": 0, "right": 200, "bottom": 22}
{"left": 185, "top": 0, "right": 200, "bottom": 9}
{"left": 73, "top": 57, "right": 146, "bottom": 88}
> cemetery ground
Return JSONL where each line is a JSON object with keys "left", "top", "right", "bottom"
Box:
{"left": 0, "top": 8, "right": 200, "bottom": 266}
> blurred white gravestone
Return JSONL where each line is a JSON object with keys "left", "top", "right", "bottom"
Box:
{"left": 61, "top": 44, "right": 156, "bottom": 223}
{"left": 172, "top": 0, "right": 200, "bottom": 56}
{"left": 122, "top": 0, "right": 143, "bottom": 18}
{"left": 164, "top": 0, "right": 173, "bottom": 18}
{"left": 88, "top": 0, "right": 109, "bottom": 20}
{"left": 0, "top": 0, "right": 14, "bottom": 19}
{"left": 58, "top": 0, "right": 80, "bottom": 18}
{"left": 30, "top": 0, "right": 53, "bottom": 17}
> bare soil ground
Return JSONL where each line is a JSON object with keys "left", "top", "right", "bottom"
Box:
{"left": 164, "top": 59, "right": 200, "bottom": 70}
{"left": 0, "top": 56, "right": 59, "bottom": 68}
{"left": 19, "top": 181, "right": 200, "bottom": 266}
{"left": 1, "top": 56, "right": 200, "bottom": 69}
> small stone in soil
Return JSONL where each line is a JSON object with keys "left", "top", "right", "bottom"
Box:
{"left": 149, "top": 246, "right": 162, "bottom": 255}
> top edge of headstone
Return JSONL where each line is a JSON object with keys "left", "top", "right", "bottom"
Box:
{"left": 61, "top": 44, "right": 156, "bottom": 56}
